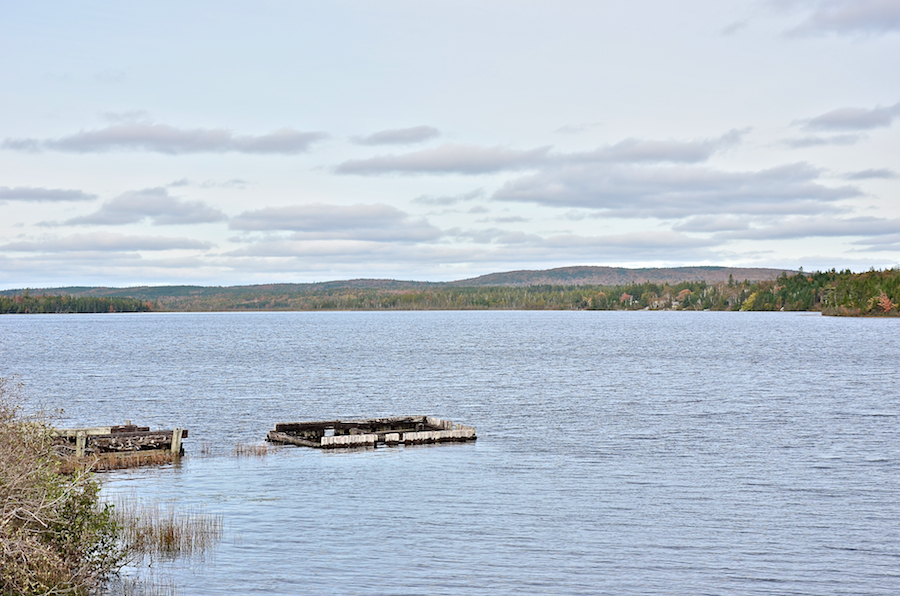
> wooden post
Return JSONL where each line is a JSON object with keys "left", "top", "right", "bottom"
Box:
{"left": 171, "top": 427, "right": 183, "bottom": 455}
{"left": 76, "top": 431, "right": 86, "bottom": 457}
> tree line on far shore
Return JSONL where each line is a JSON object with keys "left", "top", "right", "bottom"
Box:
{"left": 3, "top": 268, "right": 898, "bottom": 316}
{"left": 140, "top": 268, "right": 900, "bottom": 316}
{"left": 0, "top": 293, "right": 151, "bottom": 314}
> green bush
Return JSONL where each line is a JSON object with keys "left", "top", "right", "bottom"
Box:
{"left": 0, "top": 377, "right": 125, "bottom": 595}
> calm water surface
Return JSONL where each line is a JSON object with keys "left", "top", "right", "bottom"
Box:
{"left": 1, "top": 311, "right": 898, "bottom": 595}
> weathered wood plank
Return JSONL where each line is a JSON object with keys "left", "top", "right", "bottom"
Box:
{"left": 269, "top": 415, "right": 476, "bottom": 449}
{"left": 267, "top": 431, "right": 323, "bottom": 448}
{"left": 171, "top": 428, "right": 183, "bottom": 455}
{"left": 53, "top": 424, "right": 189, "bottom": 455}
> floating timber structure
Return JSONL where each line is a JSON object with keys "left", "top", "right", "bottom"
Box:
{"left": 266, "top": 416, "right": 476, "bottom": 449}
{"left": 52, "top": 423, "right": 188, "bottom": 457}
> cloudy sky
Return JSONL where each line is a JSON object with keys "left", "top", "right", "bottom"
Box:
{"left": 2, "top": 0, "right": 899, "bottom": 287}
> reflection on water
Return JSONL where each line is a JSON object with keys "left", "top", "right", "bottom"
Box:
{"left": 2, "top": 311, "right": 899, "bottom": 595}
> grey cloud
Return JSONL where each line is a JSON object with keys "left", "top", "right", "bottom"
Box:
{"left": 782, "top": 134, "right": 864, "bottom": 147}
{"left": 787, "top": 0, "right": 900, "bottom": 36}
{"left": 336, "top": 144, "right": 552, "bottom": 175}
{"left": 801, "top": 102, "right": 900, "bottom": 131}
{"left": 413, "top": 189, "right": 483, "bottom": 206}
{"left": 63, "top": 188, "right": 227, "bottom": 226}
{"left": 0, "top": 232, "right": 212, "bottom": 253}
{"left": 718, "top": 216, "right": 900, "bottom": 240}
{"left": 2, "top": 138, "right": 42, "bottom": 152}
{"left": 336, "top": 130, "right": 743, "bottom": 176}
{"left": 0, "top": 186, "right": 97, "bottom": 202}
{"left": 355, "top": 126, "right": 440, "bottom": 146}
{"left": 843, "top": 168, "right": 897, "bottom": 179}
{"left": 3, "top": 123, "right": 327, "bottom": 155}
{"left": 229, "top": 203, "right": 441, "bottom": 242}
{"left": 493, "top": 162, "right": 860, "bottom": 218}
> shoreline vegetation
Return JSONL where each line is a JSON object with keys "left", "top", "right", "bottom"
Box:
{"left": 1, "top": 267, "right": 898, "bottom": 317}
{"left": 0, "top": 377, "right": 221, "bottom": 596}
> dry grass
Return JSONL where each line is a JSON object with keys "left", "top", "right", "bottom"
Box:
{"left": 57, "top": 451, "right": 179, "bottom": 474}
{"left": 94, "top": 451, "right": 179, "bottom": 471}
{"left": 233, "top": 441, "right": 272, "bottom": 457}
{"left": 112, "top": 497, "right": 223, "bottom": 561}
{"left": 107, "top": 573, "right": 180, "bottom": 596}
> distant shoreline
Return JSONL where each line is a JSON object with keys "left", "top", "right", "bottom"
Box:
{"left": 2, "top": 267, "right": 897, "bottom": 317}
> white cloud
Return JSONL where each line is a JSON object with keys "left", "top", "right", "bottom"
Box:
{"left": 782, "top": 134, "right": 865, "bottom": 147}
{"left": 229, "top": 203, "right": 441, "bottom": 242}
{"left": 354, "top": 126, "right": 440, "bottom": 145}
{"left": 222, "top": 229, "right": 720, "bottom": 266}
{"left": 852, "top": 233, "right": 900, "bottom": 251}
{"left": 2, "top": 122, "right": 327, "bottom": 154}
{"left": 721, "top": 21, "right": 748, "bottom": 36}
{"left": 336, "top": 131, "right": 744, "bottom": 176}
{"left": 61, "top": 187, "right": 226, "bottom": 226}
{"left": 842, "top": 168, "right": 897, "bottom": 180}
{"left": 167, "top": 178, "right": 250, "bottom": 188}
{"left": 493, "top": 162, "right": 860, "bottom": 218}
{"left": 560, "top": 130, "right": 745, "bottom": 165}
{"left": 554, "top": 123, "right": 602, "bottom": 134}
{"left": 0, "top": 186, "right": 97, "bottom": 202}
{"left": 336, "top": 144, "right": 552, "bottom": 175}
{"left": 413, "top": 189, "right": 483, "bottom": 206}
{"left": 716, "top": 215, "right": 900, "bottom": 240}
{"left": 445, "top": 227, "right": 544, "bottom": 244}
{"left": 93, "top": 70, "right": 126, "bottom": 84}
{"left": 0, "top": 232, "right": 212, "bottom": 253}
{"left": 673, "top": 216, "right": 750, "bottom": 233}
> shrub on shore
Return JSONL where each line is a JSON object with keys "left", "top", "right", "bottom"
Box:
{"left": 0, "top": 377, "right": 124, "bottom": 595}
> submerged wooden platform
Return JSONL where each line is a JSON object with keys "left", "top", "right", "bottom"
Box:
{"left": 52, "top": 423, "right": 188, "bottom": 457}
{"left": 266, "top": 415, "right": 476, "bottom": 449}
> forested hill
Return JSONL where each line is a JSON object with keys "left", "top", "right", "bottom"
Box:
{"left": 447, "top": 266, "right": 793, "bottom": 286}
{"left": 1, "top": 265, "right": 789, "bottom": 300}
{"left": 2, "top": 267, "right": 897, "bottom": 316}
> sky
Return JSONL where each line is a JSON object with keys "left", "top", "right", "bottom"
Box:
{"left": 1, "top": 0, "right": 899, "bottom": 288}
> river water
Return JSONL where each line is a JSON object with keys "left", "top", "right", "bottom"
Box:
{"left": 1, "top": 311, "right": 898, "bottom": 595}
